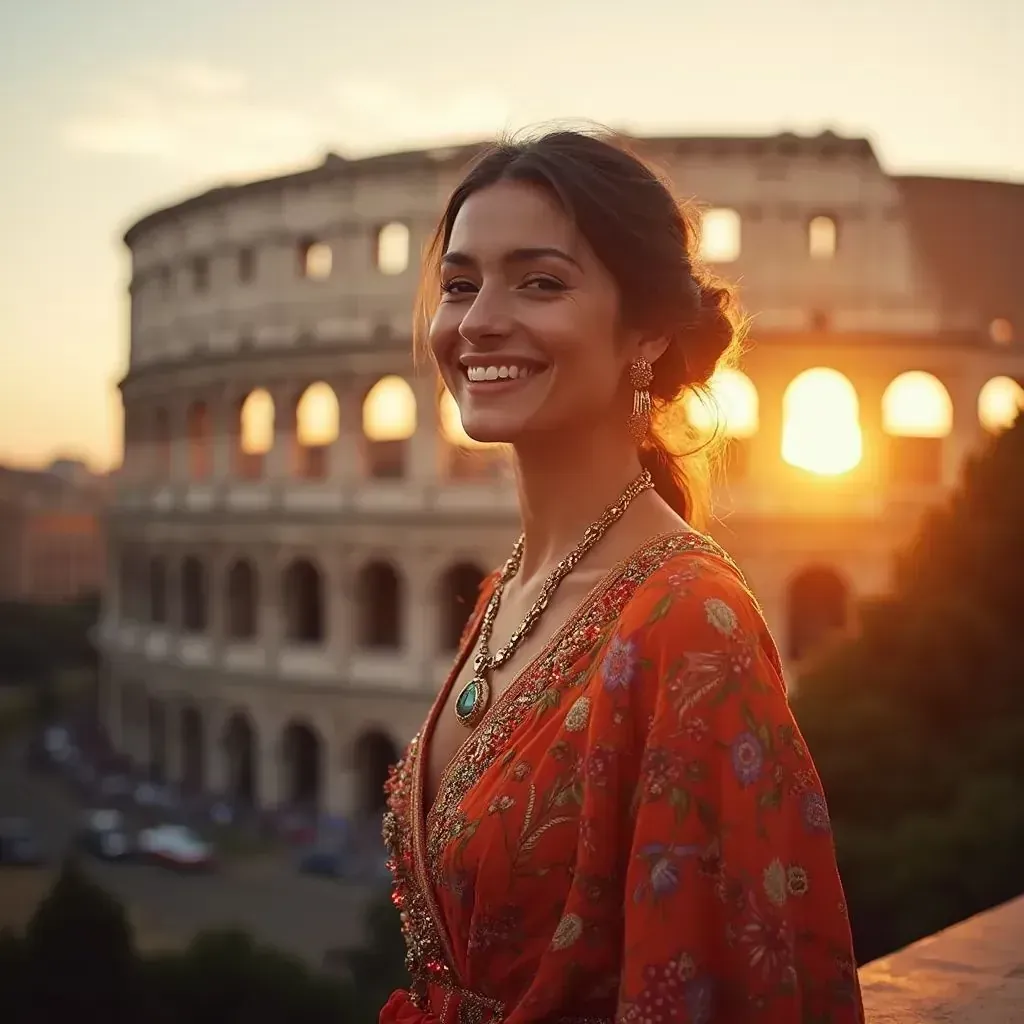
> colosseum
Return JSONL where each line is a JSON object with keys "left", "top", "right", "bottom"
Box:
{"left": 99, "top": 131, "right": 1024, "bottom": 824}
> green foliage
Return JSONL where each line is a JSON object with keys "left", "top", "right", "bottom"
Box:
{"left": 0, "top": 865, "right": 405, "bottom": 1024}
{"left": 0, "top": 594, "right": 99, "bottom": 685}
{"left": 793, "top": 416, "right": 1024, "bottom": 961}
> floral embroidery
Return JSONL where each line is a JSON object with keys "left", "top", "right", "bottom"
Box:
{"left": 601, "top": 633, "right": 639, "bottom": 691}
{"left": 381, "top": 533, "right": 864, "bottom": 1023}
{"left": 564, "top": 696, "right": 592, "bottom": 733}
{"left": 704, "top": 596, "right": 738, "bottom": 636}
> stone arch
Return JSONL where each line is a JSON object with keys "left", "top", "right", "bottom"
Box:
{"left": 236, "top": 388, "right": 274, "bottom": 479}
{"left": 438, "top": 561, "right": 486, "bottom": 651}
{"left": 293, "top": 382, "right": 339, "bottom": 479}
{"left": 226, "top": 558, "right": 258, "bottom": 640}
{"left": 782, "top": 368, "right": 862, "bottom": 475}
{"left": 355, "top": 559, "right": 402, "bottom": 649}
{"left": 281, "top": 720, "right": 322, "bottom": 811}
{"left": 978, "top": 375, "right": 1024, "bottom": 434}
{"left": 362, "top": 376, "right": 417, "bottom": 479}
{"left": 222, "top": 712, "right": 257, "bottom": 805}
{"left": 787, "top": 566, "right": 849, "bottom": 662}
{"left": 882, "top": 371, "right": 953, "bottom": 485}
{"left": 353, "top": 728, "right": 400, "bottom": 817}
{"left": 181, "top": 556, "right": 208, "bottom": 633}
{"left": 185, "top": 400, "right": 213, "bottom": 480}
{"left": 180, "top": 705, "right": 204, "bottom": 794}
{"left": 283, "top": 558, "right": 325, "bottom": 643}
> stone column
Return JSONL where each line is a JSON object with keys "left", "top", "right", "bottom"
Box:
{"left": 408, "top": 372, "right": 441, "bottom": 488}
{"left": 331, "top": 377, "right": 365, "bottom": 489}
{"left": 265, "top": 381, "right": 295, "bottom": 483}
{"left": 257, "top": 545, "right": 284, "bottom": 672}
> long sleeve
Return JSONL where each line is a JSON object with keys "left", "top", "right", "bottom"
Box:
{"left": 604, "top": 554, "right": 864, "bottom": 1023}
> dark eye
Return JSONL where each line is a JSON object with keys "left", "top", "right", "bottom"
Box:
{"left": 441, "top": 278, "right": 476, "bottom": 295}
{"left": 522, "top": 276, "right": 565, "bottom": 292}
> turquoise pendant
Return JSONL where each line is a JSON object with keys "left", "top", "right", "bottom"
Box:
{"left": 455, "top": 675, "right": 490, "bottom": 728}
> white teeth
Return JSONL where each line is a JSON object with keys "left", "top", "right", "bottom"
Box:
{"left": 465, "top": 364, "right": 536, "bottom": 382}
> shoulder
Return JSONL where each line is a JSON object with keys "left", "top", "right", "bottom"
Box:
{"left": 600, "top": 531, "right": 784, "bottom": 699}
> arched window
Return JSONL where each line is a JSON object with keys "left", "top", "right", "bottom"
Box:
{"left": 700, "top": 208, "right": 741, "bottom": 263}
{"left": 148, "top": 556, "right": 167, "bottom": 625}
{"left": 293, "top": 382, "right": 338, "bottom": 480}
{"left": 978, "top": 376, "right": 1024, "bottom": 433}
{"left": 236, "top": 388, "right": 274, "bottom": 479}
{"left": 299, "top": 239, "right": 332, "bottom": 280}
{"left": 808, "top": 215, "right": 838, "bottom": 260}
{"left": 685, "top": 369, "right": 760, "bottom": 480}
{"left": 222, "top": 713, "right": 257, "bottom": 804}
{"left": 281, "top": 720, "right": 322, "bottom": 810}
{"left": 376, "top": 222, "right": 410, "bottom": 276}
{"left": 782, "top": 368, "right": 862, "bottom": 475}
{"left": 882, "top": 372, "right": 953, "bottom": 485}
{"left": 352, "top": 729, "right": 400, "bottom": 816}
{"left": 356, "top": 560, "right": 402, "bottom": 649}
{"left": 283, "top": 559, "right": 325, "bottom": 644}
{"left": 181, "top": 556, "right": 208, "bottom": 633}
{"left": 362, "top": 376, "right": 417, "bottom": 479}
{"left": 226, "top": 559, "right": 258, "bottom": 640}
{"left": 438, "top": 562, "right": 486, "bottom": 651}
{"left": 787, "top": 566, "right": 849, "bottom": 662}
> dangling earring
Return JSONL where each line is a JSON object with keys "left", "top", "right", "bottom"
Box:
{"left": 627, "top": 357, "right": 654, "bottom": 443}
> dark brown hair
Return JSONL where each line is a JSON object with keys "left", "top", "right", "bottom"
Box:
{"left": 414, "top": 127, "right": 746, "bottom": 530}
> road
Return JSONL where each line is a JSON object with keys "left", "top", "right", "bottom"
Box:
{"left": 0, "top": 747, "right": 377, "bottom": 967}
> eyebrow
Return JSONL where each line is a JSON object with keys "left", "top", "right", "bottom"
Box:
{"left": 441, "top": 246, "right": 582, "bottom": 270}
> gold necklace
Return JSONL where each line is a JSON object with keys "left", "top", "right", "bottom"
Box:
{"left": 454, "top": 469, "right": 653, "bottom": 728}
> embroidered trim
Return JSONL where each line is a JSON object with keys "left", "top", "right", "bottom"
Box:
{"left": 384, "top": 530, "right": 738, "bottom": 996}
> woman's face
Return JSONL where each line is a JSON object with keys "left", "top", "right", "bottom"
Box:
{"left": 429, "top": 179, "right": 635, "bottom": 446}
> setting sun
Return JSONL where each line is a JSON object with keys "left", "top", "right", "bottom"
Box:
{"left": 978, "top": 375, "right": 1024, "bottom": 433}
{"left": 782, "top": 368, "right": 862, "bottom": 475}
{"left": 882, "top": 371, "right": 953, "bottom": 438}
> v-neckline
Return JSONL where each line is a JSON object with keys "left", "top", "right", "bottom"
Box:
{"left": 407, "top": 529, "right": 708, "bottom": 979}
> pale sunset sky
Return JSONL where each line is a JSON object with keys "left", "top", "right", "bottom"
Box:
{"left": 1, "top": 0, "right": 1020, "bottom": 472}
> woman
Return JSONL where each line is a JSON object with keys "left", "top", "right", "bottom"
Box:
{"left": 381, "top": 129, "right": 864, "bottom": 1024}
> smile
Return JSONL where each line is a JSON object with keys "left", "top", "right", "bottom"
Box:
{"left": 464, "top": 363, "right": 537, "bottom": 382}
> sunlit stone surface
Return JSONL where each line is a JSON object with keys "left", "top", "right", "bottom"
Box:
{"left": 860, "top": 896, "right": 1024, "bottom": 1022}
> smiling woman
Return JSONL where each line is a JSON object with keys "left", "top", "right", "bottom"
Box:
{"left": 382, "top": 129, "right": 864, "bottom": 1024}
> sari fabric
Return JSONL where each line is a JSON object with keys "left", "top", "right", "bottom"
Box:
{"left": 382, "top": 532, "right": 864, "bottom": 1024}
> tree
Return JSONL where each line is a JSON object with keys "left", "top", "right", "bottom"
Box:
{"left": 22, "top": 858, "right": 141, "bottom": 1023}
{"left": 793, "top": 417, "right": 1024, "bottom": 960}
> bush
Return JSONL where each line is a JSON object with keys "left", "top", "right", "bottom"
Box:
{"left": 793, "top": 417, "right": 1024, "bottom": 961}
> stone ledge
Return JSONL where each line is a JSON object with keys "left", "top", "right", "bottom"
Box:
{"left": 860, "top": 895, "right": 1024, "bottom": 1023}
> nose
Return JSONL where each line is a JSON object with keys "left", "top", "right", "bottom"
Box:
{"left": 457, "top": 282, "right": 515, "bottom": 348}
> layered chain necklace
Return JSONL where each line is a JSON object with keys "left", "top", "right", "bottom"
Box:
{"left": 454, "top": 469, "right": 653, "bottom": 728}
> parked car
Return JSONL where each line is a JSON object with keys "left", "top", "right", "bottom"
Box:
{"left": 137, "top": 824, "right": 215, "bottom": 871}
{"left": 78, "top": 809, "right": 134, "bottom": 862}
{"left": 0, "top": 817, "right": 45, "bottom": 866}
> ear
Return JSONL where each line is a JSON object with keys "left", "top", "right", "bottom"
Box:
{"left": 638, "top": 335, "right": 670, "bottom": 366}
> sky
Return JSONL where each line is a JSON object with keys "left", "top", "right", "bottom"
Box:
{"left": 1, "top": 0, "right": 1020, "bottom": 472}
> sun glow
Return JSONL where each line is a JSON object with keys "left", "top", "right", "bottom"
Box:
{"left": 978, "top": 375, "right": 1024, "bottom": 433}
{"left": 882, "top": 372, "right": 953, "bottom": 437}
{"left": 782, "top": 368, "right": 862, "bottom": 475}
{"left": 439, "top": 390, "right": 488, "bottom": 449}
{"left": 685, "top": 369, "right": 759, "bottom": 438}
{"left": 363, "top": 375, "right": 417, "bottom": 441}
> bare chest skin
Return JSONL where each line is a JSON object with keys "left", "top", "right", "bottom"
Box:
{"left": 423, "top": 570, "right": 605, "bottom": 813}
{"left": 422, "top": 502, "right": 687, "bottom": 813}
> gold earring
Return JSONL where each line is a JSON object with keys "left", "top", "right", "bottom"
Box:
{"left": 627, "top": 357, "right": 654, "bottom": 443}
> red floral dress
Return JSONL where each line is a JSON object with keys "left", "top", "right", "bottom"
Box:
{"left": 382, "top": 532, "right": 864, "bottom": 1024}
